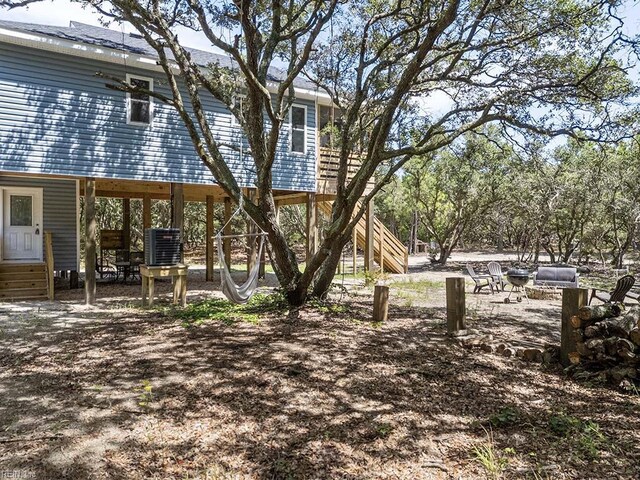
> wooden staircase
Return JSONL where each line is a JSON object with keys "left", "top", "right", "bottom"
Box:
{"left": 318, "top": 202, "right": 408, "bottom": 274}
{"left": 0, "top": 262, "right": 48, "bottom": 300}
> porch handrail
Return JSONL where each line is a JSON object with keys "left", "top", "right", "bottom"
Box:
{"left": 44, "top": 231, "right": 54, "bottom": 300}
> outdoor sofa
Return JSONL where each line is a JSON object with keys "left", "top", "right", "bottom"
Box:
{"left": 532, "top": 266, "right": 579, "bottom": 288}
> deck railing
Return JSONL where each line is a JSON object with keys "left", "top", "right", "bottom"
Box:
{"left": 317, "top": 148, "right": 374, "bottom": 195}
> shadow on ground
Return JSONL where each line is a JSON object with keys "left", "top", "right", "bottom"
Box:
{"left": 0, "top": 293, "right": 639, "bottom": 479}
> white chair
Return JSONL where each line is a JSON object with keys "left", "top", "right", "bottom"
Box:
{"left": 487, "top": 262, "right": 505, "bottom": 292}
{"left": 466, "top": 264, "right": 495, "bottom": 294}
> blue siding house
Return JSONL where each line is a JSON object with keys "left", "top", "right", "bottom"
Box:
{"left": 0, "top": 19, "right": 332, "bottom": 298}
{"left": 0, "top": 19, "right": 407, "bottom": 301}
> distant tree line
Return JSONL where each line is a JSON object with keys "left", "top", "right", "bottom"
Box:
{"left": 376, "top": 130, "right": 640, "bottom": 268}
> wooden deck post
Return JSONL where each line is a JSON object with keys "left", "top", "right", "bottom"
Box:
{"left": 306, "top": 193, "right": 318, "bottom": 266}
{"left": 446, "top": 277, "right": 466, "bottom": 334}
{"left": 205, "top": 195, "right": 214, "bottom": 281}
{"left": 122, "top": 198, "right": 131, "bottom": 251}
{"left": 247, "top": 190, "right": 257, "bottom": 276}
{"left": 364, "top": 199, "right": 374, "bottom": 272}
{"left": 171, "top": 183, "right": 184, "bottom": 262}
{"left": 223, "top": 197, "right": 232, "bottom": 267}
{"left": 44, "top": 231, "right": 54, "bottom": 301}
{"left": 85, "top": 177, "right": 96, "bottom": 305}
{"left": 142, "top": 193, "right": 152, "bottom": 231}
{"left": 352, "top": 227, "right": 358, "bottom": 275}
{"left": 561, "top": 288, "right": 588, "bottom": 367}
{"left": 373, "top": 284, "right": 389, "bottom": 322}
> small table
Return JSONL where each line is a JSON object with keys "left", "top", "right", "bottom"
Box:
{"left": 140, "top": 264, "right": 189, "bottom": 307}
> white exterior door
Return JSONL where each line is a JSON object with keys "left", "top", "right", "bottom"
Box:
{"left": 2, "top": 187, "right": 43, "bottom": 261}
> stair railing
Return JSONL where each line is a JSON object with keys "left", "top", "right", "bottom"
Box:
{"left": 44, "top": 231, "right": 54, "bottom": 300}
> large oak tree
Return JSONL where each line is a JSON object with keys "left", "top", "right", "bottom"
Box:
{"left": 3, "top": 0, "right": 638, "bottom": 304}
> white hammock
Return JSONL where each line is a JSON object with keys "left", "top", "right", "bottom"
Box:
{"left": 216, "top": 233, "right": 265, "bottom": 304}
{"left": 214, "top": 202, "right": 267, "bottom": 304}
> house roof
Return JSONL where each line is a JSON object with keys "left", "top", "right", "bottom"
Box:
{"left": 0, "top": 19, "right": 316, "bottom": 90}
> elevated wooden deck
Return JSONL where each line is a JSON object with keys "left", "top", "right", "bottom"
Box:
{"left": 317, "top": 148, "right": 374, "bottom": 196}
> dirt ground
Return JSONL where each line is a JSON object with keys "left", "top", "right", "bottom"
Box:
{"left": 1, "top": 254, "right": 639, "bottom": 479}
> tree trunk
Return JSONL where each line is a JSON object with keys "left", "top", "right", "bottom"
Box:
{"left": 612, "top": 247, "right": 627, "bottom": 270}
{"left": 497, "top": 226, "right": 504, "bottom": 252}
{"left": 533, "top": 236, "right": 541, "bottom": 264}
{"left": 436, "top": 244, "right": 453, "bottom": 264}
{"left": 543, "top": 245, "right": 556, "bottom": 264}
{"left": 311, "top": 235, "right": 349, "bottom": 298}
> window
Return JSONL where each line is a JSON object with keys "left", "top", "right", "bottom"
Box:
{"left": 126, "top": 74, "right": 153, "bottom": 125}
{"left": 290, "top": 105, "right": 306, "bottom": 153}
{"left": 10, "top": 195, "right": 32, "bottom": 226}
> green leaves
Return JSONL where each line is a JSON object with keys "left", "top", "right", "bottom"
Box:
{"left": 401, "top": 128, "right": 515, "bottom": 262}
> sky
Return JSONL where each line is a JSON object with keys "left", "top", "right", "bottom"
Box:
{"left": 1, "top": 0, "right": 639, "bottom": 76}
{"left": 0, "top": 0, "right": 215, "bottom": 51}
{"left": 1, "top": 0, "right": 639, "bottom": 50}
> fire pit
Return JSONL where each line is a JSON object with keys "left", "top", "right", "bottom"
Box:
{"left": 504, "top": 268, "right": 530, "bottom": 303}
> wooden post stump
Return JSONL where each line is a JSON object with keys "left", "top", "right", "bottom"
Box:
{"left": 561, "top": 287, "right": 588, "bottom": 367}
{"left": 373, "top": 284, "right": 389, "bottom": 322}
{"left": 446, "top": 277, "right": 466, "bottom": 334}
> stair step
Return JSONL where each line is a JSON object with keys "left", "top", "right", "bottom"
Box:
{"left": 0, "top": 287, "right": 48, "bottom": 300}
{"left": 0, "top": 279, "right": 47, "bottom": 289}
{"left": 0, "top": 263, "right": 50, "bottom": 300}
{"left": 0, "top": 272, "right": 47, "bottom": 282}
{"left": 0, "top": 263, "right": 46, "bottom": 274}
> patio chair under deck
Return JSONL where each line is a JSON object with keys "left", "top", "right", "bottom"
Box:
{"left": 96, "top": 253, "right": 117, "bottom": 280}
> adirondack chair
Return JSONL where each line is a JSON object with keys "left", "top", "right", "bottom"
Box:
{"left": 487, "top": 262, "right": 505, "bottom": 292}
{"left": 588, "top": 275, "right": 636, "bottom": 305}
{"left": 466, "top": 264, "right": 495, "bottom": 293}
